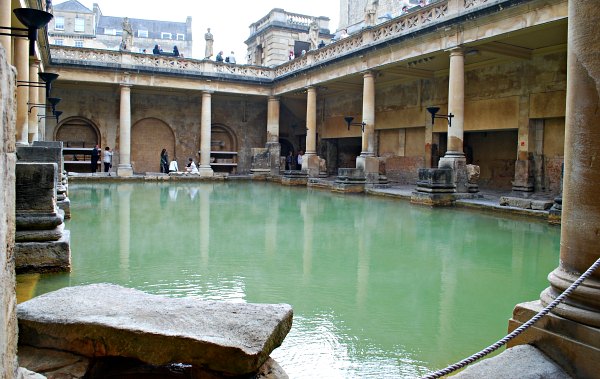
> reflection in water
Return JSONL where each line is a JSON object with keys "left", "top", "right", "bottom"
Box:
{"left": 17, "top": 182, "right": 560, "bottom": 378}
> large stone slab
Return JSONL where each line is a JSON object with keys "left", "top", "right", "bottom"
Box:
{"left": 17, "top": 284, "right": 293, "bottom": 376}
{"left": 15, "top": 231, "right": 71, "bottom": 274}
{"left": 452, "top": 344, "right": 571, "bottom": 379}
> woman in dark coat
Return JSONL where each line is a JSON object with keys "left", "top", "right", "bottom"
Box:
{"left": 160, "top": 148, "right": 169, "bottom": 173}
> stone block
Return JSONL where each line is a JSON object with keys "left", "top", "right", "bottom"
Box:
{"left": 452, "top": 344, "right": 571, "bottom": 379}
{"left": 416, "top": 168, "right": 455, "bottom": 193}
{"left": 531, "top": 200, "right": 553, "bottom": 210}
{"left": 439, "top": 155, "right": 468, "bottom": 193}
{"left": 500, "top": 196, "right": 532, "bottom": 209}
{"left": 509, "top": 300, "right": 600, "bottom": 379}
{"left": 410, "top": 191, "right": 456, "bottom": 207}
{"left": 512, "top": 159, "right": 534, "bottom": 192}
{"left": 58, "top": 198, "right": 71, "bottom": 219}
{"left": 15, "top": 231, "right": 71, "bottom": 274}
{"left": 16, "top": 162, "right": 57, "bottom": 214}
{"left": 17, "top": 284, "right": 293, "bottom": 376}
{"left": 17, "top": 146, "right": 64, "bottom": 172}
{"left": 251, "top": 148, "right": 270, "bottom": 171}
{"left": 18, "top": 346, "right": 89, "bottom": 379}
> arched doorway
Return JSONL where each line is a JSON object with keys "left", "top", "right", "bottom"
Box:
{"left": 55, "top": 117, "right": 100, "bottom": 148}
{"left": 206, "top": 124, "right": 238, "bottom": 173}
{"left": 131, "top": 118, "right": 175, "bottom": 173}
{"left": 54, "top": 117, "right": 101, "bottom": 173}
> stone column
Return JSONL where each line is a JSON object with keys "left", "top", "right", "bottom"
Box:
{"left": 438, "top": 47, "right": 467, "bottom": 192}
{"left": 117, "top": 84, "right": 133, "bottom": 177}
{"left": 28, "top": 59, "right": 40, "bottom": 143}
{"left": 267, "top": 96, "right": 280, "bottom": 143}
{"left": 0, "top": 0, "right": 11, "bottom": 63}
{"left": 304, "top": 86, "right": 319, "bottom": 176}
{"left": 509, "top": 2, "right": 600, "bottom": 377}
{"left": 199, "top": 91, "right": 214, "bottom": 177}
{"left": 15, "top": 37, "right": 29, "bottom": 146}
{"left": 266, "top": 96, "right": 281, "bottom": 175}
{"left": 512, "top": 96, "right": 535, "bottom": 192}
{"left": 360, "top": 71, "right": 375, "bottom": 157}
{"left": 0, "top": 43, "right": 17, "bottom": 379}
{"left": 356, "top": 71, "right": 379, "bottom": 180}
{"left": 539, "top": 0, "right": 600, "bottom": 327}
{"left": 37, "top": 85, "right": 46, "bottom": 141}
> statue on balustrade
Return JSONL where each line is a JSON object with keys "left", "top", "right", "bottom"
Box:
{"left": 365, "top": 0, "right": 379, "bottom": 26}
{"left": 205, "top": 28, "right": 214, "bottom": 59}
{"left": 121, "top": 17, "right": 133, "bottom": 51}
{"left": 309, "top": 19, "right": 319, "bottom": 50}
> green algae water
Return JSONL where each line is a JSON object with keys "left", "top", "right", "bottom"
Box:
{"left": 18, "top": 182, "right": 560, "bottom": 378}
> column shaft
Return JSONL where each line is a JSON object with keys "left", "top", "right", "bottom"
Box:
{"left": 117, "top": 84, "right": 133, "bottom": 177}
{"left": 540, "top": 0, "right": 600, "bottom": 327}
{"left": 15, "top": 37, "right": 29, "bottom": 145}
{"left": 28, "top": 59, "right": 40, "bottom": 143}
{"left": 267, "top": 96, "right": 280, "bottom": 143}
{"left": 199, "top": 91, "right": 214, "bottom": 176}
{"left": 37, "top": 85, "right": 46, "bottom": 141}
{"left": 305, "top": 87, "right": 317, "bottom": 156}
{"left": 447, "top": 47, "right": 464, "bottom": 155}
{"left": 360, "top": 71, "right": 375, "bottom": 156}
{"left": 0, "top": 0, "right": 11, "bottom": 63}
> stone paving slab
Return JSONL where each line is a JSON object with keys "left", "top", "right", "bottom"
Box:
{"left": 17, "top": 284, "right": 293, "bottom": 376}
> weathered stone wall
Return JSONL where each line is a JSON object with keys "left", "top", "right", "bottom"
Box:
{"left": 47, "top": 85, "right": 268, "bottom": 174}
{"left": 0, "top": 46, "right": 18, "bottom": 379}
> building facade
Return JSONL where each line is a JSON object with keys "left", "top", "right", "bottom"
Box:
{"left": 48, "top": 0, "right": 193, "bottom": 57}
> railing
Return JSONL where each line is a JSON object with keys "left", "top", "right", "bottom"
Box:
{"left": 50, "top": 46, "right": 275, "bottom": 80}
{"left": 249, "top": 8, "right": 329, "bottom": 36}
{"left": 274, "top": 0, "right": 450, "bottom": 77}
{"left": 50, "top": 0, "right": 519, "bottom": 82}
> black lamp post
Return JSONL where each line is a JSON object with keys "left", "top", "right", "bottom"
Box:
{"left": 28, "top": 97, "right": 61, "bottom": 113}
{"left": 344, "top": 116, "right": 366, "bottom": 132}
{"left": 426, "top": 107, "right": 454, "bottom": 127}
{"left": 39, "top": 110, "right": 62, "bottom": 123}
{"left": 0, "top": 8, "right": 54, "bottom": 56}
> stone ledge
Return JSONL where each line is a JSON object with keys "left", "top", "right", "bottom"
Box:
{"left": 17, "top": 284, "right": 293, "bottom": 376}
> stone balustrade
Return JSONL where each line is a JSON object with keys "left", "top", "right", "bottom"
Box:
{"left": 49, "top": 0, "right": 513, "bottom": 82}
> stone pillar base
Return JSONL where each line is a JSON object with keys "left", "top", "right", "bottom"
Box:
{"left": 250, "top": 169, "right": 270, "bottom": 180}
{"left": 438, "top": 154, "right": 468, "bottom": 193}
{"left": 508, "top": 300, "right": 600, "bottom": 379}
{"left": 117, "top": 164, "right": 133, "bottom": 177}
{"left": 333, "top": 168, "right": 366, "bottom": 193}
{"left": 512, "top": 159, "right": 535, "bottom": 192}
{"left": 15, "top": 231, "right": 71, "bottom": 274}
{"left": 415, "top": 168, "right": 456, "bottom": 193}
{"left": 548, "top": 195, "right": 562, "bottom": 225}
{"left": 198, "top": 167, "right": 214, "bottom": 177}
{"left": 281, "top": 170, "right": 308, "bottom": 186}
{"left": 410, "top": 191, "right": 456, "bottom": 207}
{"left": 303, "top": 155, "right": 321, "bottom": 178}
{"left": 266, "top": 142, "right": 281, "bottom": 176}
{"left": 57, "top": 199, "right": 71, "bottom": 219}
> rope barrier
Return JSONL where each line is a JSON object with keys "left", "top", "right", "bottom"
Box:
{"left": 421, "top": 257, "right": 600, "bottom": 379}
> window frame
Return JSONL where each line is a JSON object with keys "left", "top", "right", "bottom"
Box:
{"left": 161, "top": 32, "right": 172, "bottom": 40}
{"left": 74, "top": 18, "right": 85, "bottom": 33}
{"left": 54, "top": 16, "right": 65, "bottom": 30}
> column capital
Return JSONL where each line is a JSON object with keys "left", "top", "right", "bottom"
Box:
{"left": 362, "top": 70, "right": 377, "bottom": 78}
{"left": 268, "top": 95, "right": 280, "bottom": 102}
{"left": 120, "top": 83, "right": 133, "bottom": 88}
{"left": 446, "top": 46, "right": 465, "bottom": 56}
{"left": 202, "top": 90, "right": 214, "bottom": 96}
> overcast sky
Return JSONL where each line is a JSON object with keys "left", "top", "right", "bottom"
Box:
{"left": 60, "top": 0, "right": 340, "bottom": 61}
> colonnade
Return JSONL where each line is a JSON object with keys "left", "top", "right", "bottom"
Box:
{"left": 1, "top": 0, "right": 44, "bottom": 146}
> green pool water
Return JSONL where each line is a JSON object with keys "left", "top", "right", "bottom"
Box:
{"left": 18, "top": 182, "right": 560, "bottom": 378}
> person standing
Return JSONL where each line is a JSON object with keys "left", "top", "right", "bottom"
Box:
{"left": 160, "top": 148, "right": 169, "bottom": 173}
{"left": 226, "top": 51, "right": 236, "bottom": 64}
{"left": 103, "top": 146, "right": 113, "bottom": 176}
{"left": 285, "top": 150, "right": 294, "bottom": 170}
{"left": 173, "top": 46, "right": 180, "bottom": 57}
{"left": 297, "top": 150, "right": 303, "bottom": 171}
{"left": 91, "top": 144, "right": 100, "bottom": 173}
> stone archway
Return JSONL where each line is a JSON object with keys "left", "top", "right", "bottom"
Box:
{"left": 209, "top": 124, "right": 237, "bottom": 152}
{"left": 54, "top": 116, "right": 100, "bottom": 148}
{"left": 131, "top": 118, "right": 175, "bottom": 173}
